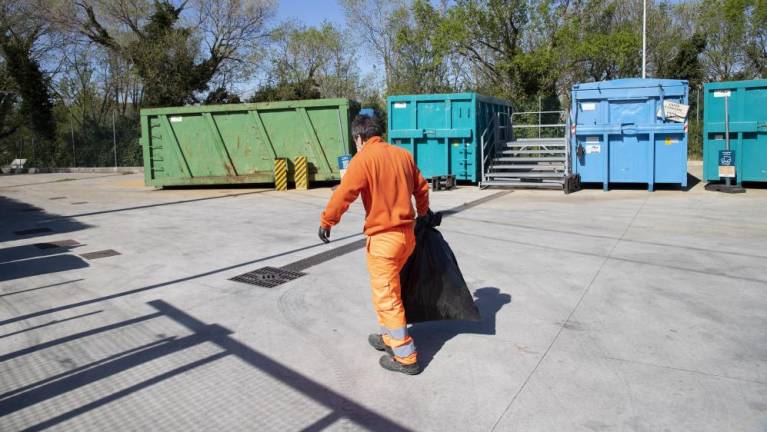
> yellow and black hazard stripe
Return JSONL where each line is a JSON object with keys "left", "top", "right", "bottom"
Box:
{"left": 274, "top": 158, "right": 288, "bottom": 191}
{"left": 294, "top": 156, "right": 308, "bottom": 190}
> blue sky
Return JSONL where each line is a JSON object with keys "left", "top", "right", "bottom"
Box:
{"left": 276, "top": 0, "right": 347, "bottom": 27}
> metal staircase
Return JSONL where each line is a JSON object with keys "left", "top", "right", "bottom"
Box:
{"left": 480, "top": 110, "right": 580, "bottom": 193}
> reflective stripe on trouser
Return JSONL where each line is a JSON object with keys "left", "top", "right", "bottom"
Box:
{"left": 366, "top": 226, "right": 417, "bottom": 365}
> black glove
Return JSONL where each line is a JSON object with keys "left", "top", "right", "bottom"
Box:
{"left": 417, "top": 209, "right": 442, "bottom": 229}
{"left": 318, "top": 226, "right": 331, "bottom": 244}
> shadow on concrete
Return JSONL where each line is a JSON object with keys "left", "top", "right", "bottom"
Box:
{"left": 0, "top": 243, "right": 84, "bottom": 264}
{"left": 0, "top": 255, "right": 89, "bottom": 283}
{"left": 56, "top": 189, "right": 272, "bottom": 219}
{"left": 0, "top": 300, "right": 412, "bottom": 432}
{"left": 0, "top": 233, "right": 363, "bottom": 328}
{"left": 0, "top": 279, "right": 84, "bottom": 298}
{"left": 0, "top": 174, "right": 123, "bottom": 189}
{"left": 0, "top": 309, "right": 101, "bottom": 340}
{"left": 0, "top": 196, "right": 92, "bottom": 243}
{"left": 409, "top": 287, "right": 512, "bottom": 370}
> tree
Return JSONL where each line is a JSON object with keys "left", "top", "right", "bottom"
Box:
{"left": 697, "top": 0, "right": 751, "bottom": 80}
{"left": 745, "top": 0, "right": 766, "bottom": 76}
{"left": 658, "top": 33, "right": 707, "bottom": 86}
{"left": 389, "top": 0, "right": 452, "bottom": 94}
{"left": 53, "top": 0, "right": 274, "bottom": 106}
{"left": 0, "top": 64, "right": 20, "bottom": 140}
{"left": 0, "top": 1, "right": 57, "bottom": 143}
{"left": 340, "top": 0, "right": 410, "bottom": 92}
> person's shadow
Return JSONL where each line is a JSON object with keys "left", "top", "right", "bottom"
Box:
{"left": 408, "top": 287, "right": 512, "bottom": 369}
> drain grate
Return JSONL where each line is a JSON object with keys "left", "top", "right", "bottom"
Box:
{"left": 14, "top": 227, "right": 53, "bottom": 236}
{"left": 49, "top": 197, "right": 67, "bottom": 200}
{"left": 80, "top": 249, "right": 121, "bottom": 260}
{"left": 230, "top": 266, "right": 305, "bottom": 288}
{"left": 71, "top": 202, "right": 88, "bottom": 205}
{"left": 35, "top": 239, "right": 81, "bottom": 250}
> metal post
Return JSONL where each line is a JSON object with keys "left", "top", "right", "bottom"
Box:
{"left": 642, "top": 0, "right": 647, "bottom": 79}
{"left": 538, "top": 96, "right": 542, "bottom": 139}
{"left": 70, "top": 119, "right": 77, "bottom": 167}
{"left": 32, "top": 137, "right": 35, "bottom": 165}
{"left": 696, "top": 86, "right": 701, "bottom": 151}
{"left": 724, "top": 95, "right": 731, "bottom": 187}
{"left": 112, "top": 110, "right": 117, "bottom": 168}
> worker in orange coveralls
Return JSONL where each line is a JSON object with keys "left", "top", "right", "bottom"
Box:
{"left": 319, "top": 114, "right": 432, "bottom": 375}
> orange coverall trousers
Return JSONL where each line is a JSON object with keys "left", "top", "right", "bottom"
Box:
{"left": 366, "top": 226, "right": 417, "bottom": 365}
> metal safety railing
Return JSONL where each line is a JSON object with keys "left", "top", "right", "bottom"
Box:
{"left": 480, "top": 111, "right": 512, "bottom": 184}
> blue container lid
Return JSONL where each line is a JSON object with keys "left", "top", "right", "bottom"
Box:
{"left": 573, "top": 78, "right": 688, "bottom": 91}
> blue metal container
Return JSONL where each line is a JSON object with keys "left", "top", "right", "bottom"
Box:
{"left": 387, "top": 93, "right": 512, "bottom": 182}
{"left": 703, "top": 80, "right": 767, "bottom": 185}
{"left": 570, "top": 78, "right": 689, "bottom": 191}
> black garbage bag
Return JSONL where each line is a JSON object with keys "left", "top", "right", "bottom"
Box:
{"left": 400, "top": 214, "right": 481, "bottom": 323}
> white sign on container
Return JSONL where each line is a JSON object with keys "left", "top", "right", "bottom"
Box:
{"left": 713, "top": 90, "right": 731, "bottom": 98}
{"left": 393, "top": 103, "right": 408, "bottom": 109}
{"left": 657, "top": 101, "right": 689, "bottom": 123}
{"left": 581, "top": 102, "right": 597, "bottom": 111}
{"left": 170, "top": 116, "right": 183, "bottom": 123}
{"left": 586, "top": 144, "right": 601, "bottom": 154}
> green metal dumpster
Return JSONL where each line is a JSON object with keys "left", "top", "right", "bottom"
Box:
{"left": 140, "top": 99, "right": 353, "bottom": 187}
{"left": 703, "top": 80, "right": 767, "bottom": 185}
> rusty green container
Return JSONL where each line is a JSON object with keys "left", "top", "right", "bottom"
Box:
{"left": 140, "top": 99, "right": 353, "bottom": 187}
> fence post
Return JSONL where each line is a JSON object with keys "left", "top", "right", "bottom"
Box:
{"left": 113, "top": 110, "right": 117, "bottom": 168}
{"left": 70, "top": 118, "right": 77, "bottom": 167}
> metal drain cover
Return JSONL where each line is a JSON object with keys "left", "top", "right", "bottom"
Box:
{"left": 14, "top": 227, "right": 53, "bottom": 236}
{"left": 230, "top": 266, "right": 305, "bottom": 288}
{"left": 35, "top": 239, "right": 81, "bottom": 249}
{"left": 80, "top": 249, "right": 121, "bottom": 260}
{"left": 49, "top": 197, "right": 67, "bottom": 200}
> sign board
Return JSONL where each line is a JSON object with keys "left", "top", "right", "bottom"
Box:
{"left": 169, "top": 116, "right": 183, "bottom": 123}
{"left": 719, "top": 150, "right": 735, "bottom": 178}
{"left": 585, "top": 144, "right": 601, "bottom": 154}
{"left": 580, "top": 102, "right": 596, "bottom": 111}
{"left": 664, "top": 137, "right": 678, "bottom": 145}
{"left": 393, "top": 103, "right": 407, "bottom": 109}
{"left": 10, "top": 159, "right": 27, "bottom": 169}
{"left": 657, "top": 101, "right": 689, "bottom": 123}
{"left": 713, "top": 90, "right": 731, "bottom": 98}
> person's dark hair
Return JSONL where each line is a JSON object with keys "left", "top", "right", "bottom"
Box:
{"left": 351, "top": 115, "right": 383, "bottom": 141}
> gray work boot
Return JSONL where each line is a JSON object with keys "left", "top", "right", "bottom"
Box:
{"left": 379, "top": 355, "right": 421, "bottom": 375}
{"left": 368, "top": 334, "right": 393, "bottom": 356}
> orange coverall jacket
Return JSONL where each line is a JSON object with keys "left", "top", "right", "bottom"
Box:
{"left": 320, "top": 136, "right": 429, "bottom": 234}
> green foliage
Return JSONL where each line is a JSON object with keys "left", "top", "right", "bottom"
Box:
{"left": 389, "top": 0, "right": 451, "bottom": 94}
{"left": 249, "top": 79, "right": 321, "bottom": 103}
{"left": 0, "top": 33, "right": 56, "bottom": 143}
{"left": 658, "top": 34, "right": 707, "bottom": 86}
{"left": 204, "top": 87, "right": 242, "bottom": 105}
{"left": 81, "top": 1, "right": 220, "bottom": 107}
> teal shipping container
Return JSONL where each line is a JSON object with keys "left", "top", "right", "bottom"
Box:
{"left": 387, "top": 93, "right": 512, "bottom": 182}
{"left": 703, "top": 80, "right": 767, "bottom": 184}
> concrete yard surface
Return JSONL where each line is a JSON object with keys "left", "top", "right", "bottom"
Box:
{"left": 0, "top": 166, "right": 766, "bottom": 431}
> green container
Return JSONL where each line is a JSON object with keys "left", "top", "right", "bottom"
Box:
{"left": 703, "top": 80, "right": 767, "bottom": 184}
{"left": 141, "top": 99, "right": 353, "bottom": 187}
{"left": 387, "top": 93, "right": 512, "bottom": 182}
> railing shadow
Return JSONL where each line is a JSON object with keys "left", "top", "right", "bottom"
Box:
{"left": 0, "top": 196, "right": 92, "bottom": 244}
{"left": 0, "top": 300, "right": 413, "bottom": 432}
{"left": 0, "top": 255, "right": 89, "bottom": 283}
